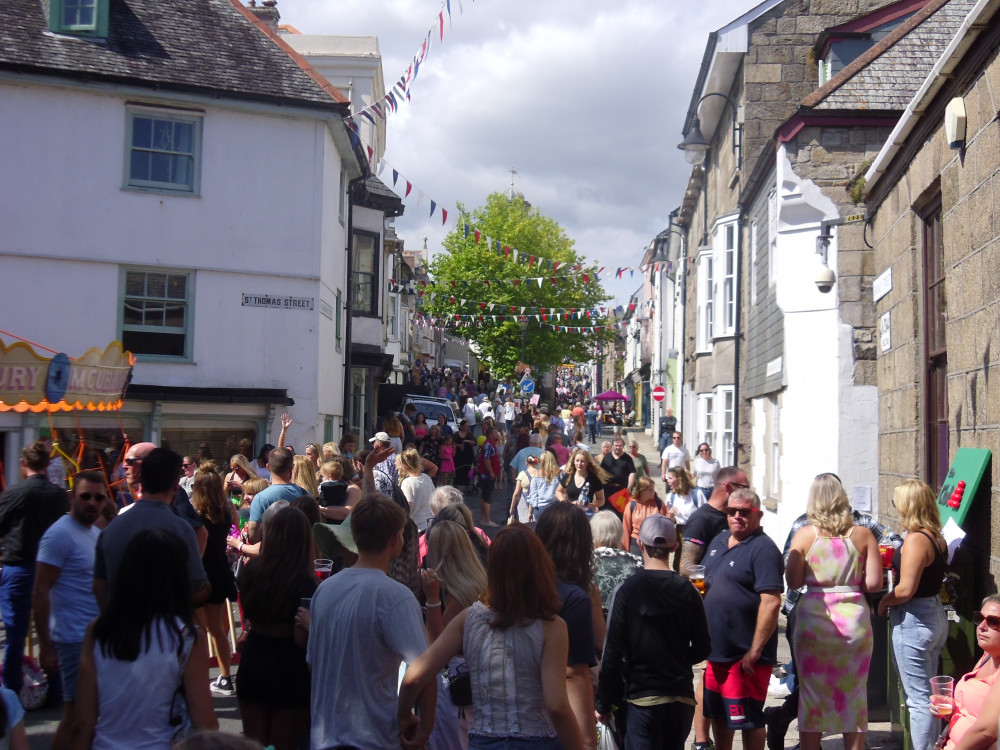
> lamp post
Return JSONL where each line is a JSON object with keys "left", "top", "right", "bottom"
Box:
{"left": 677, "top": 92, "right": 742, "bottom": 170}
{"left": 649, "top": 224, "right": 684, "bottom": 445}
{"left": 519, "top": 319, "right": 528, "bottom": 364}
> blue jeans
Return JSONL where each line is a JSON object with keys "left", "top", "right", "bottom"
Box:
{"left": 469, "top": 736, "right": 562, "bottom": 750}
{"left": 625, "top": 701, "right": 695, "bottom": 750}
{"left": 890, "top": 596, "right": 948, "bottom": 750}
{"left": 0, "top": 564, "right": 35, "bottom": 696}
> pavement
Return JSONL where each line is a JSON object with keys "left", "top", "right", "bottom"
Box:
{"left": 18, "top": 425, "right": 903, "bottom": 748}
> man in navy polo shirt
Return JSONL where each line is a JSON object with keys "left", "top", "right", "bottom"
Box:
{"left": 701, "top": 488, "right": 783, "bottom": 750}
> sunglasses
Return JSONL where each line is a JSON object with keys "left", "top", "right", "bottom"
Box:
{"left": 78, "top": 492, "right": 106, "bottom": 502}
{"left": 727, "top": 482, "right": 750, "bottom": 490}
{"left": 124, "top": 457, "right": 142, "bottom": 466}
{"left": 973, "top": 611, "right": 1000, "bottom": 631}
{"left": 726, "top": 507, "right": 756, "bottom": 518}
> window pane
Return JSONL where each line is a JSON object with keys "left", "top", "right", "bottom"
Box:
{"left": 173, "top": 156, "right": 192, "bottom": 187}
{"left": 146, "top": 273, "right": 166, "bottom": 298}
{"left": 143, "top": 301, "right": 165, "bottom": 327}
{"left": 174, "top": 122, "right": 193, "bottom": 153}
{"left": 125, "top": 271, "right": 145, "bottom": 296}
{"left": 122, "top": 299, "right": 143, "bottom": 326}
{"left": 149, "top": 153, "right": 172, "bottom": 184}
{"left": 152, "top": 119, "right": 174, "bottom": 151}
{"left": 164, "top": 301, "right": 185, "bottom": 328}
{"left": 167, "top": 275, "right": 187, "bottom": 299}
{"left": 132, "top": 117, "right": 152, "bottom": 149}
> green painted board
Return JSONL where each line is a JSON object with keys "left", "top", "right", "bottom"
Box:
{"left": 936, "top": 448, "right": 992, "bottom": 529}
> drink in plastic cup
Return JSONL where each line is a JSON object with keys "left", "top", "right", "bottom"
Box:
{"left": 929, "top": 675, "right": 955, "bottom": 719}
{"left": 314, "top": 559, "right": 334, "bottom": 582}
{"left": 689, "top": 564, "right": 707, "bottom": 594}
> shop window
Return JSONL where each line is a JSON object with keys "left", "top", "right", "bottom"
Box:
{"left": 160, "top": 427, "right": 259, "bottom": 472}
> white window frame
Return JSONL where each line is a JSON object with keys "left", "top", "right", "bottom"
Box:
{"left": 769, "top": 394, "right": 780, "bottom": 498}
{"left": 697, "top": 393, "right": 715, "bottom": 453}
{"left": 124, "top": 108, "right": 202, "bottom": 195}
{"left": 718, "top": 385, "right": 735, "bottom": 466}
{"left": 768, "top": 189, "right": 778, "bottom": 288}
{"left": 696, "top": 248, "right": 714, "bottom": 352}
{"left": 712, "top": 216, "right": 738, "bottom": 338}
{"left": 750, "top": 219, "right": 759, "bottom": 305}
{"left": 119, "top": 266, "right": 194, "bottom": 361}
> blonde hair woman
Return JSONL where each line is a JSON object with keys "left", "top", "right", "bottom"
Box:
{"left": 786, "top": 474, "right": 882, "bottom": 750}
{"left": 225, "top": 454, "right": 259, "bottom": 498}
{"left": 877, "top": 479, "right": 948, "bottom": 750}
{"left": 397, "top": 448, "right": 435, "bottom": 532}
{"left": 291, "top": 455, "right": 318, "bottom": 499}
{"left": 556, "top": 448, "right": 610, "bottom": 515}
{"left": 524, "top": 452, "right": 562, "bottom": 522}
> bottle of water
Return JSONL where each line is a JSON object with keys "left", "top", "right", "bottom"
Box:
{"left": 579, "top": 483, "right": 590, "bottom": 508}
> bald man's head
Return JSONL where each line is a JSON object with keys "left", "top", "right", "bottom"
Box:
{"left": 124, "top": 442, "right": 157, "bottom": 486}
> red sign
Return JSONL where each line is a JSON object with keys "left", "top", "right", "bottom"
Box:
{"left": 652, "top": 385, "right": 666, "bottom": 402}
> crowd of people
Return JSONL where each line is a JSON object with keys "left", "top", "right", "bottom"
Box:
{"left": 0, "top": 405, "right": 987, "bottom": 750}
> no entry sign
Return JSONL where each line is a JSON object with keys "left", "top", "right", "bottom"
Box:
{"left": 652, "top": 385, "right": 666, "bottom": 402}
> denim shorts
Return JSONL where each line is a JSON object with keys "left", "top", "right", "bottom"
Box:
{"left": 54, "top": 641, "right": 83, "bottom": 701}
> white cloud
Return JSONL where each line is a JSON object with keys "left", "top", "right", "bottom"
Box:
{"left": 280, "top": 0, "right": 750, "bottom": 302}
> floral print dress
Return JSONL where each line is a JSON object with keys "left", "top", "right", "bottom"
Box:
{"left": 794, "top": 526, "right": 873, "bottom": 733}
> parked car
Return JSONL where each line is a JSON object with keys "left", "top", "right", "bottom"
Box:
{"left": 402, "top": 395, "right": 460, "bottom": 434}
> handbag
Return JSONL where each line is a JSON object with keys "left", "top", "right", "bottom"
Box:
{"left": 445, "top": 660, "right": 473, "bottom": 707}
{"left": 169, "top": 625, "right": 197, "bottom": 743}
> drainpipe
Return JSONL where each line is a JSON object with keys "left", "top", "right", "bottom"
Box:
{"left": 734, "top": 204, "right": 744, "bottom": 469}
{"left": 343, "top": 174, "right": 365, "bottom": 433}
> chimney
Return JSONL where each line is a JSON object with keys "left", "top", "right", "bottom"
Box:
{"left": 246, "top": 0, "right": 280, "bottom": 34}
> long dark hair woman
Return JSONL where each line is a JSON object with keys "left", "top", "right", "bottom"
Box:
{"left": 236, "top": 506, "right": 316, "bottom": 750}
{"left": 398, "top": 525, "right": 582, "bottom": 749}
{"left": 74, "top": 529, "right": 218, "bottom": 748}
{"left": 190, "top": 465, "right": 239, "bottom": 697}
{"left": 535, "top": 501, "right": 605, "bottom": 749}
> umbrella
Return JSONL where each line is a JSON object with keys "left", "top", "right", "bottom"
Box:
{"left": 594, "top": 390, "right": 628, "bottom": 402}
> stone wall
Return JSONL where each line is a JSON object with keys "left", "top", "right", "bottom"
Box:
{"left": 867, "top": 42, "right": 1000, "bottom": 578}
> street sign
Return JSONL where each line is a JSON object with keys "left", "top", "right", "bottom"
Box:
{"left": 652, "top": 385, "right": 666, "bottom": 402}
{"left": 520, "top": 375, "right": 535, "bottom": 395}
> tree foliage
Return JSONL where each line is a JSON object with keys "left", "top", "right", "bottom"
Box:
{"left": 425, "top": 193, "right": 613, "bottom": 378}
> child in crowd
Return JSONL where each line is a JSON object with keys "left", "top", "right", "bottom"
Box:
{"left": 438, "top": 434, "right": 456, "bottom": 487}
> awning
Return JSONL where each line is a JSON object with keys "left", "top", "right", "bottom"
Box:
{"left": 0, "top": 340, "right": 133, "bottom": 412}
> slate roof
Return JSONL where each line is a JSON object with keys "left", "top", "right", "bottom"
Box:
{"left": 802, "top": 0, "right": 975, "bottom": 111}
{"left": 0, "top": 0, "right": 349, "bottom": 111}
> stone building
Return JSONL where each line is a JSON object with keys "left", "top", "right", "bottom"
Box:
{"left": 864, "top": 0, "right": 1000, "bottom": 578}
{"left": 676, "top": 0, "right": 968, "bottom": 542}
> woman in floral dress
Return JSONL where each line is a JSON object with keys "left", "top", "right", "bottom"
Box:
{"left": 785, "top": 474, "right": 883, "bottom": 750}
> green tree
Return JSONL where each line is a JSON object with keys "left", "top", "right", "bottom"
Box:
{"left": 424, "top": 193, "right": 613, "bottom": 378}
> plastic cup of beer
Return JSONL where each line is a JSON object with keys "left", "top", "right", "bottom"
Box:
{"left": 689, "top": 564, "right": 707, "bottom": 595}
{"left": 929, "top": 675, "right": 955, "bottom": 719}
{"left": 314, "top": 559, "right": 334, "bottom": 582}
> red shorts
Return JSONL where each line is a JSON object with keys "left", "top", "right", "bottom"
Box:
{"left": 703, "top": 660, "right": 771, "bottom": 729}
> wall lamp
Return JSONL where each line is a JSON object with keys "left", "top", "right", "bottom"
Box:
{"left": 677, "top": 92, "right": 742, "bottom": 169}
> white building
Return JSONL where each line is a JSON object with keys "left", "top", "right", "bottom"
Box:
{"left": 0, "top": 0, "right": 365, "bottom": 476}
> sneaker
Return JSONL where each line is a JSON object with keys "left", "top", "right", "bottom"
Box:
{"left": 768, "top": 674, "right": 792, "bottom": 698}
{"left": 764, "top": 706, "right": 793, "bottom": 750}
{"left": 693, "top": 742, "right": 715, "bottom": 750}
{"left": 479, "top": 519, "right": 499, "bottom": 528}
{"left": 211, "top": 675, "right": 235, "bottom": 697}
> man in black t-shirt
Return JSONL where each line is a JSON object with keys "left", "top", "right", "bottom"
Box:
{"left": 677, "top": 465, "right": 750, "bottom": 750}
{"left": 701, "top": 488, "right": 783, "bottom": 750}
{"left": 600, "top": 437, "right": 636, "bottom": 516}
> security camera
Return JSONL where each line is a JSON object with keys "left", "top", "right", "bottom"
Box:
{"left": 815, "top": 265, "right": 836, "bottom": 293}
